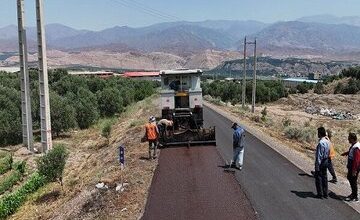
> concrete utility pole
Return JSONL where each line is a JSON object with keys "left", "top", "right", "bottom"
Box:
{"left": 17, "top": 0, "right": 33, "bottom": 151}
{"left": 251, "top": 39, "right": 257, "bottom": 113}
{"left": 36, "top": 0, "right": 52, "bottom": 152}
{"left": 242, "top": 37, "right": 247, "bottom": 108}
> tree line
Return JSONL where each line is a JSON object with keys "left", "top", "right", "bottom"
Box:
{"left": 0, "top": 69, "right": 157, "bottom": 147}
{"left": 202, "top": 79, "right": 288, "bottom": 104}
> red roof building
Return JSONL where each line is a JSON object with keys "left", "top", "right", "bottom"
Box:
{"left": 123, "top": 72, "right": 159, "bottom": 78}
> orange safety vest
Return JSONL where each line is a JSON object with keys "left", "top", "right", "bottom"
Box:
{"left": 145, "top": 123, "right": 158, "bottom": 141}
{"left": 329, "top": 143, "right": 336, "bottom": 159}
{"left": 326, "top": 137, "right": 335, "bottom": 159}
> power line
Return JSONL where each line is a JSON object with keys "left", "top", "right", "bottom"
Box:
{"left": 110, "top": 0, "right": 181, "bottom": 22}
{"left": 121, "top": 0, "right": 181, "bottom": 21}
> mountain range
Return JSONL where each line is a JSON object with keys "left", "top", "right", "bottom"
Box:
{"left": 1, "top": 15, "right": 360, "bottom": 70}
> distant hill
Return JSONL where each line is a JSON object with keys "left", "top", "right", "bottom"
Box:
{"left": 253, "top": 21, "right": 360, "bottom": 55}
{"left": 209, "top": 57, "right": 356, "bottom": 78}
{"left": 2, "top": 18, "right": 360, "bottom": 67}
{"left": 298, "top": 15, "right": 360, "bottom": 27}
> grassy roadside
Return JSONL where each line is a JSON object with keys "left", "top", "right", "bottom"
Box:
{"left": 9, "top": 94, "right": 160, "bottom": 220}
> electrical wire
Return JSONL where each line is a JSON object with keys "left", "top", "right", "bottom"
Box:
{"left": 109, "top": 0, "right": 181, "bottom": 22}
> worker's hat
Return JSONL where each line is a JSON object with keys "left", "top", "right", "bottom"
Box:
{"left": 231, "top": 122, "right": 238, "bottom": 129}
{"left": 149, "top": 116, "right": 156, "bottom": 122}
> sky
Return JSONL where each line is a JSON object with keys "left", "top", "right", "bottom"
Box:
{"left": 1, "top": 0, "right": 360, "bottom": 30}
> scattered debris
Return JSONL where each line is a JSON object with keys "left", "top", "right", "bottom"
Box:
{"left": 116, "top": 183, "right": 129, "bottom": 192}
{"left": 305, "top": 106, "right": 355, "bottom": 120}
{"left": 121, "top": 208, "right": 128, "bottom": 212}
{"left": 95, "top": 182, "right": 108, "bottom": 189}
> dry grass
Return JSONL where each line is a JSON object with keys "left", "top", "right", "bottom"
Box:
{"left": 9, "top": 94, "right": 160, "bottom": 220}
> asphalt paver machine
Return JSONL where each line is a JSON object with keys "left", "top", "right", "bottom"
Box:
{"left": 159, "top": 69, "right": 216, "bottom": 146}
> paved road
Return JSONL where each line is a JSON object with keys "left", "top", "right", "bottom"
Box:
{"left": 204, "top": 105, "right": 359, "bottom": 220}
{"left": 142, "top": 146, "right": 256, "bottom": 220}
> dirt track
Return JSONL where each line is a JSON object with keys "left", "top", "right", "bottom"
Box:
{"left": 142, "top": 146, "right": 256, "bottom": 220}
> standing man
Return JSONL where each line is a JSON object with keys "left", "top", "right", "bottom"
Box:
{"left": 314, "top": 127, "right": 330, "bottom": 199}
{"left": 341, "top": 133, "right": 360, "bottom": 202}
{"left": 145, "top": 116, "right": 159, "bottom": 159}
{"left": 231, "top": 122, "right": 245, "bottom": 170}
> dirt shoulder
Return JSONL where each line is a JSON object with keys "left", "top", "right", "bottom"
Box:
{"left": 10, "top": 95, "right": 160, "bottom": 220}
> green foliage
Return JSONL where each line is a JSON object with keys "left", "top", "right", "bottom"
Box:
{"left": 0, "top": 69, "right": 157, "bottom": 145}
{"left": 334, "top": 82, "right": 344, "bottom": 94}
{"left": 101, "top": 121, "right": 112, "bottom": 139}
{"left": 261, "top": 107, "right": 268, "bottom": 122}
{"left": 0, "top": 173, "right": 46, "bottom": 219}
{"left": 36, "top": 145, "right": 69, "bottom": 183}
{"left": 70, "top": 88, "right": 99, "bottom": 129}
{"left": 284, "top": 126, "right": 316, "bottom": 143}
{"left": 50, "top": 91, "right": 77, "bottom": 136}
{"left": 314, "top": 83, "right": 324, "bottom": 94}
{"left": 97, "top": 87, "right": 124, "bottom": 117}
{"left": 202, "top": 80, "right": 287, "bottom": 105}
{"left": 13, "top": 161, "right": 26, "bottom": 175}
{"left": 0, "top": 162, "right": 26, "bottom": 195}
{"left": 296, "top": 82, "right": 313, "bottom": 94}
{"left": 0, "top": 155, "right": 13, "bottom": 175}
{"left": 0, "top": 86, "right": 22, "bottom": 147}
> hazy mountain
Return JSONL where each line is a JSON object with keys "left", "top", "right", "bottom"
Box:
{"left": 0, "top": 25, "right": 18, "bottom": 40}
{"left": 298, "top": 15, "right": 360, "bottom": 27}
{"left": 253, "top": 21, "right": 360, "bottom": 53}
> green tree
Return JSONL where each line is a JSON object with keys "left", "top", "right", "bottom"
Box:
{"left": 0, "top": 86, "right": 22, "bottom": 146}
{"left": 70, "top": 88, "right": 99, "bottom": 129}
{"left": 97, "top": 87, "right": 124, "bottom": 117}
{"left": 50, "top": 91, "right": 77, "bottom": 136}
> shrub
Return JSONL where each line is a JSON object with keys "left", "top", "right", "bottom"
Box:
{"left": 282, "top": 117, "right": 292, "bottom": 127}
{"left": 261, "top": 107, "right": 268, "bottom": 122}
{"left": 251, "top": 115, "right": 261, "bottom": 123}
{"left": 314, "top": 83, "right": 324, "bottom": 94}
{"left": 101, "top": 121, "right": 112, "bottom": 139}
{"left": 0, "top": 171, "right": 22, "bottom": 195}
{"left": 0, "top": 173, "right": 46, "bottom": 219}
{"left": 0, "top": 155, "right": 13, "bottom": 175}
{"left": 284, "top": 126, "right": 316, "bottom": 143}
{"left": 37, "top": 145, "right": 69, "bottom": 183}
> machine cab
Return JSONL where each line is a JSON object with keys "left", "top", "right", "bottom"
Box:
{"left": 160, "top": 69, "right": 203, "bottom": 128}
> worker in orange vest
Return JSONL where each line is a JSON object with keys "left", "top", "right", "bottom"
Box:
{"left": 326, "top": 130, "right": 337, "bottom": 183}
{"left": 145, "top": 116, "right": 159, "bottom": 159}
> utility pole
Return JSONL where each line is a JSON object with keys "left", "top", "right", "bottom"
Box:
{"left": 17, "top": 0, "right": 33, "bottom": 151}
{"left": 251, "top": 39, "right": 257, "bottom": 113}
{"left": 36, "top": 0, "right": 52, "bottom": 152}
{"left": 242, "top": 37, "right": 247, "bottom": 108}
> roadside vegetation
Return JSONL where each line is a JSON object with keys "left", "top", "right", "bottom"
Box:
{"left": 202, "top": 79, "right": 288, "bottom": 105}
{"left": 0, "top": 69, "right": 157, "bottom": 147}
{"left": 322, "top": 66, "right": 360, "bottom": 94}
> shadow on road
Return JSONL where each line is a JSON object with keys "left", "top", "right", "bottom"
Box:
{"left": 329, "top": 192, "right": 347, "bottom": 201}
{"left": 291, "top": 190, "right": 318, "bottom": 199}
{"left": 298, "top": 173, "right": 314, "bottom": 178}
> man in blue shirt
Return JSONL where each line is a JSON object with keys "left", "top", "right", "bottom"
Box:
{"left": 314, "top": 127, "right": 330, "bottom": 199}
{"left": 231, "top": 123, "right": 245, "bottom": 170}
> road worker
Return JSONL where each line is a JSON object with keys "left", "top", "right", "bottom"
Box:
{"left": 314, "top": 127, "right": 330, "bottom": 199}
{"left": 341, "top": 133, "right": 360, "bottom": 202}
{"left": 326, "top": 130, "right": 337, "bottom": 183}
{"left": 145, "top": 116, "right": 159, "bottom": 159}
{"left": 157, "top": 118, "right": 173, "bottom": 138}
{"left": 231, "top": 122, "right": 245, "bottom": 170}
